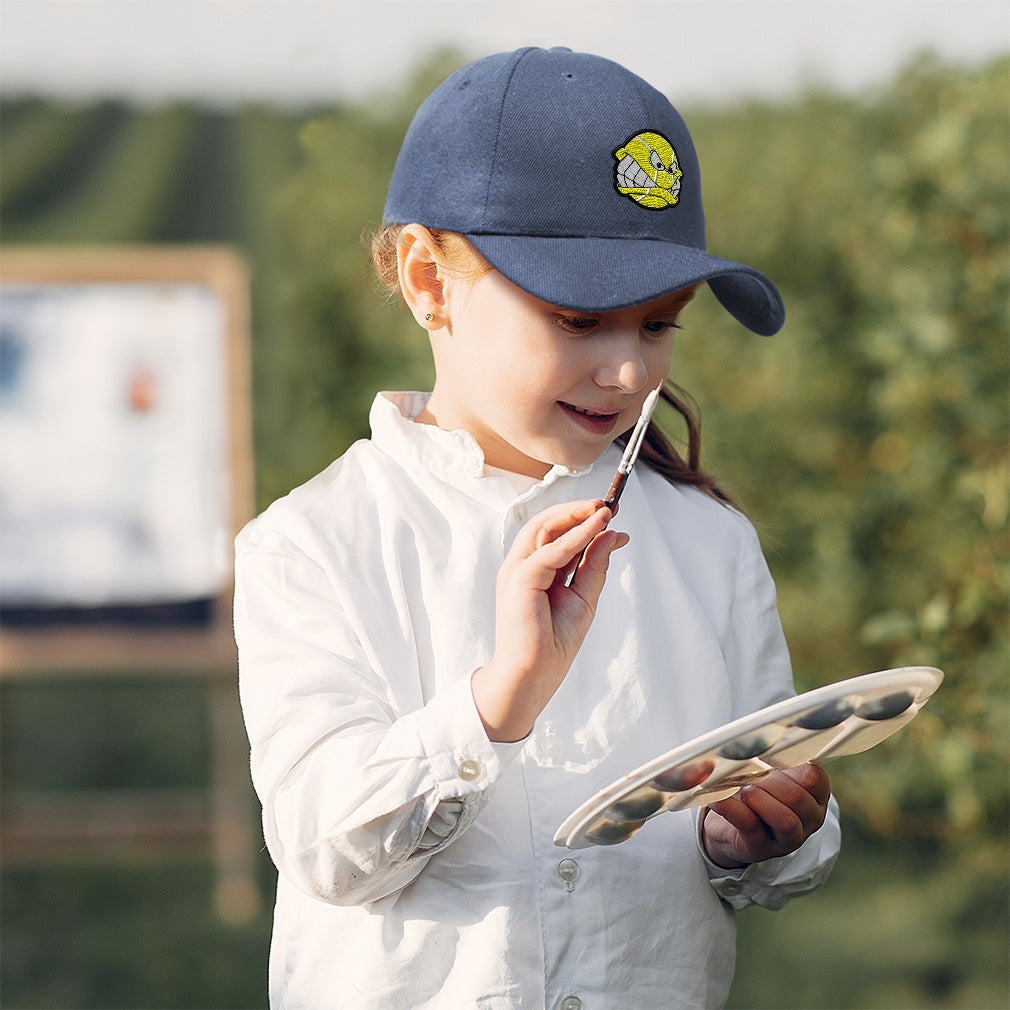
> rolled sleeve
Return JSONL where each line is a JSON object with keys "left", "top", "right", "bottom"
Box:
{"left": 235, "top": 522, "right": 520, "bottom": 907}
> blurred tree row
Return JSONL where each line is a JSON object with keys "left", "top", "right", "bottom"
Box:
{"left": 2, "top": 49, "right": 1007, "bottom": 1009}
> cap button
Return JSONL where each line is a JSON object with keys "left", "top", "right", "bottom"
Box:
{"left": 549, "top": 46, "right": 573, "bottom": 53}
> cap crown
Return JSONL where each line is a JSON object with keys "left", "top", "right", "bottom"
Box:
{"left": 384, "top": 47, "right": 707, "bottom": 250}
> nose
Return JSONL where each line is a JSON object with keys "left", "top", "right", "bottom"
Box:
{"left": 594, "top": 330, "right": 649, "bottom": 393}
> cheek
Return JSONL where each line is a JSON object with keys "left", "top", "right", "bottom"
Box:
{"left": 470, "top": 354, "right": 545, "bottom": 422}
{"left": 644, "top": 341, "right": 675, "bottom": 379}
{"left": 495, "top": 338, "right": 572, "bottom": 391}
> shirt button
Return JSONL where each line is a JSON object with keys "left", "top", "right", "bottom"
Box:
{"left": 559, "top": 997, "right": 583, "bottom": 1010}
{"left": 721, "top": 880, "right": 743, "bottom": 895}
{"left": 457, "top": 759, "right": 482, "bottom": 782}
{"left": 540, "top": 734, "right": 564, "bottom": 760}
{"left": 514, "top": 504, "right": 529, "bottom": 523}
{"left": 557, "top": 858, "right": 581, "bottom": 884}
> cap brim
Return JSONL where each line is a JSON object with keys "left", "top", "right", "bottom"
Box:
{"left": 465, "top": 234, "right": 785, "bottom": 336}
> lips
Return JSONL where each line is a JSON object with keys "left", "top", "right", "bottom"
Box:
{"left": 565, "top": 403, "right": 614, "bottom": 419}
{"left": 559, "top": 401, "right": 622, "bottom": 435}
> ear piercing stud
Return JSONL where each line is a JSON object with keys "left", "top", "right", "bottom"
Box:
{"left": 424, "top": 313, "right": 433, "bottom": 321}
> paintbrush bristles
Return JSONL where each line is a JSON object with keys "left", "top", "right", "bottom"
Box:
{"left": 617, "top": 384, "right": 662, "bottom": 474}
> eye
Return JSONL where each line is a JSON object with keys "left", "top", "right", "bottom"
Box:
{"left": 642, "top": 320, "right": 681, "bottom": 336}
{"left": 650, "top": 152, "right": 665, "bottom": 173}
{"left": 554, "top": 314, "right": 601, "bottom": 334}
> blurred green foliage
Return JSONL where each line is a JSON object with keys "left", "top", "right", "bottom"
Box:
{"left": 1, "top": 49, "right": 1007, "bottom": 1009}
{"left": 681, "top": 54, "right": 1009, "bottom": 826}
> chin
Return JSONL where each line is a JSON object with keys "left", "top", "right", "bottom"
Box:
{"left": 552, "top": 446, "right": 611, "bottom": 472}
{"left": 515, "top": 436, "right": 612, "bottom": 477}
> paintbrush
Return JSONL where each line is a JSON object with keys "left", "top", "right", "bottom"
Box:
{"left": 602, "top": 382, "right": 662, "bottom": 512}
{"left": 566, "top": 382, "right": 662, "bottom": 586}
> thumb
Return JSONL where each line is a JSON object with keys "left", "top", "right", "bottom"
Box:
{"left": 566, "top": 529, "right": 629, "bottom": 608}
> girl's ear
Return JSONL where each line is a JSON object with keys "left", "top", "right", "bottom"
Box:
{"left": 397, "top": 224, "right": 447, "bottom": 329}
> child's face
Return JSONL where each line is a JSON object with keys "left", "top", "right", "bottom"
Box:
{"left": 426, "top": 268, "right": 694, "bottom": 478}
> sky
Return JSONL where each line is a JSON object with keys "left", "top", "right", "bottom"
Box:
{"left": 2, "top": 0, "right": 1009, "bottom": 108}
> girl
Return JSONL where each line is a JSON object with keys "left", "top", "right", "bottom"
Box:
{"left": 236, "top": 47, "right": 840, "bottom": 1010}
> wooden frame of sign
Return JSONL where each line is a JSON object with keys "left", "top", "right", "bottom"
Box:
{"left": 0, "top": 246, "right": 260, "bottom": 923}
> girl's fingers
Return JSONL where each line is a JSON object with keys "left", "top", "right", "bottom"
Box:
{"left": 566, "top": 529, "right": 630, "bottom": 603}
{"left": 500, "top": 504, "right": 614, "bottom": 598}
{"left": 738, "top": 767, "right": 829, "bottom": 833}
{"left": 531, "top": 506, "right": 613, "bottom": 573}
{"left": 706, "top": 794, "right": 762, "bottom": 836}
{"left": 779, "top": 763, "right": 832, "bottom": 807}
{"left": 511, "top": 500, "right": 609, "bottom": 560}
{"left": 704, "top": 764, "right": 832, "bottom": 864}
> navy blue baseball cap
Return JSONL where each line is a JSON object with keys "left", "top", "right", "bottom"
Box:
{"left": 383, "top": 46, "right": 784, "bottom": 336}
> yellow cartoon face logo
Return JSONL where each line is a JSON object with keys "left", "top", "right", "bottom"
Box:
{"left": 613, "top": 131, "right": 682, "bottom": 210}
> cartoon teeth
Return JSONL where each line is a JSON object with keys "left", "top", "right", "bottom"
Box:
{"left": 613, "top": 131, "right": 682, "bottom": 210}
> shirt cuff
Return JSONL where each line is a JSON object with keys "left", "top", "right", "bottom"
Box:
{"left": 410, "top": 674, "right": 526, "bottom": 855}
{"left": 694, "top": 800, "right": 841, "bottom": 910}
{"left": 415, "top": 671, "right": 525, "bottom": 802}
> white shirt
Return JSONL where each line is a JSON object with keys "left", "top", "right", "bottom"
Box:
{"left": 235, "top": 391, "right": 840, "bottom": 1010}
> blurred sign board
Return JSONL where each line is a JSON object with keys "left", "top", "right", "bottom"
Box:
{"left": 0, "top": 246, "right": 254, "bottom": 674}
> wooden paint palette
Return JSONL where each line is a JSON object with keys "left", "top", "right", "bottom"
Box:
{"left": 554, "top": 666, "right": 943, "bottom": 850}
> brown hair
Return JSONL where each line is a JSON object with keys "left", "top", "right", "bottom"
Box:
{"left": 626, "top": 385, "right": 738, "bottom": 508}
{"left": 368, "top": 224, "right": 738, "bottom": 508}
{"left": 370, "top": 223, "right": 491, "bottom": 297}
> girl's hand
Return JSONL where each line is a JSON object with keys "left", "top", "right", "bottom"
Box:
{"left": 471, "top": 499, "right": 629, "bottom": 742}
{"left": 700, "top": 763, "right": 831, "bottom": 868}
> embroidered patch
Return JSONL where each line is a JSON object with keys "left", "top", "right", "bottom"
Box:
{"left": 612, "top": 131, "right": 682, "bottom": 210}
